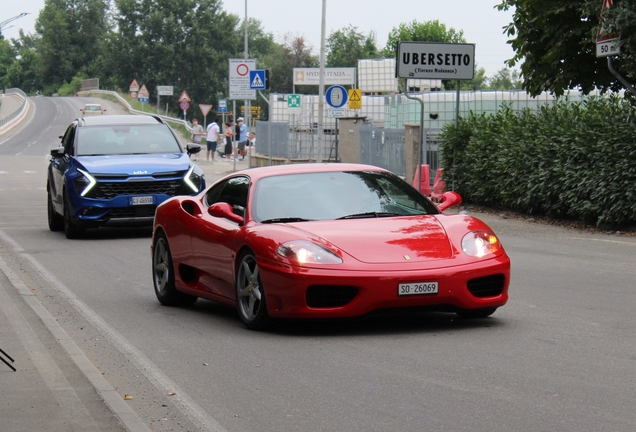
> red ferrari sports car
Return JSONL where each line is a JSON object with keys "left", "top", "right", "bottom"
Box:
{"left": 151, "top": 163, "right": 510, "bottom": 330}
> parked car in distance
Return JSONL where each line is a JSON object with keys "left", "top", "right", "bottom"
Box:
{"left": 48, "top": 114, "right": 204, "bottom": 238}
{"left": 151, "top": 163, "right": 510, "bottom": 330}
{"left": 81, "top": 104, "right": 105, "bottom": 115}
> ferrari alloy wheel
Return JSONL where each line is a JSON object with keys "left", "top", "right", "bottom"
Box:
{"left": 63, "top": 192, "right": 84, "bottom": 239}
{"left": 47, "top": 185, "right": 63, "bottom": 232}
{"left": 457, "top": 307, "right": 498, "bottom": 319}
{"left": 236, "top": 251, "right": 269, "bottom": 330}
{"left": 152, "top": 232, "right": 197, "bottom": 306}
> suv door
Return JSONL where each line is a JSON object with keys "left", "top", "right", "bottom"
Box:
{"left": 49, "top": 124, "right": 76, "bottom": 207}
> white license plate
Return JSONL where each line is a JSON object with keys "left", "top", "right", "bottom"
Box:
{"left": 131, "top": 196, "right": 153, "bottom": 205}
{"left": 398, "top": 282, "right": 438, "bottom": 296}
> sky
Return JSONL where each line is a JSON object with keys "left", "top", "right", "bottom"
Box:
{"left": 2, "top": 0, "right": 516, "bottom": 77}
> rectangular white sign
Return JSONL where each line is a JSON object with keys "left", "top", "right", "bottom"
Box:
{"left": 293, "top": 68, "right": 356, "bottom": 86}
{"left": 157, "top": 85, "right": 173, "bottom": 96}
{"left": 596, "top": 38, "right": 620, "bottom": 57}
{"left": 229, "top": 58, "right": 257, "bottom": 100}
{"left": 327, "top": 108, "right": 347, "bottom": 118}
{"left": 396, "top": 42, "right": 475, "bottom": 80}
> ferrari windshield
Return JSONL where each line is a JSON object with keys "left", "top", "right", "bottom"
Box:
{"left": 253, "top": 170, "right": 440, "bottom": 222}
{"left": 76, "top": 124, "right": 182, "bottom": 156}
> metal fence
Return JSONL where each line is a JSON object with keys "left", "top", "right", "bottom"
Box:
{"left": 0, "top": 88, "right": 27, "bottom": 129}
{"left": 359, "top": 126, "right": 442, "bottom": 179}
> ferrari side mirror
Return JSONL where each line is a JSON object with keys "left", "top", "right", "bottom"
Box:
{"left": 437, "top": 191, "right": 462, "bottom": 212}
{"left": 208, "top": 202, "right": 244, "bottom": 224}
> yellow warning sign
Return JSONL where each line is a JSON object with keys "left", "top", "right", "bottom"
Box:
{"left": 348, "top": 89, "right": 362, "bottom": 110}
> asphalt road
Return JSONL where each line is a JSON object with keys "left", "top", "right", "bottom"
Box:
{"left": 1, "top": 96, "right": 635, "bottom": 431}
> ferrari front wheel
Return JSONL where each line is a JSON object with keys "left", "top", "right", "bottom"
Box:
{"left": 456, "top": 307, "right": 498, "bottom": 319}
{"left": 152, "top": 232, "right": 197, "bottom": 306}
{"left": 236, "top": 251, "right": 269, "bottom": 330}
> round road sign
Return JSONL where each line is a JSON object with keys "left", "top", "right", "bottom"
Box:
{"left": 180, "top": 101, "right": 190, "bottom": 110}
{"left": 325, "top": 85, "right": 348, "bottom": 108}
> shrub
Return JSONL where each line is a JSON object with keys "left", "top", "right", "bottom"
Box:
{"left": 440, "top": 96, "right": 636, "bottom": 227}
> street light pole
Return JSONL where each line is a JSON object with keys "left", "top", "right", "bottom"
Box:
{"left": 244, "top": 0, "right": 251, "bottom": 158}
{"left": 316, "top": 0, "right": 326, "bottom": 163}
{"left": 0, "top": 12, "right": 29, "bottom": 35}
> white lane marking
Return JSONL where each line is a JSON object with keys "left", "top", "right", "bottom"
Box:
{"left": 0, "top": 256, "right": 103, "bottom": 431}
{"left": 0, "top": 229, "right": 227, "bottom": 432}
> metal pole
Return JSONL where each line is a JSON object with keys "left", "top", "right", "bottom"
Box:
{"left": 403, "top": 79, "right": 425, "bottom": 192}
{"left": 244, "top": 0, "right": 251, "bottom": 152}
{"left": 455, "top": 80, "right": 460, "bottom": 128}
{"left": 233, "top": 100, "right": 237, "bottom": 170}
{"left": 607, "top": 57, "right": 636, "bottom": 97}
{"left": 316, "top": 0, "right": 327, "bottom": 163}
{"left": 258, "top": 90, "right": 271, "bottom": 167}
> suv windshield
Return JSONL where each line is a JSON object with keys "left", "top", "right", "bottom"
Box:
{"left": 253, "top": 171, "right": 440, "bottom": 222}
{"left": 76, "top": 124, "right": 182, "bottom": 156}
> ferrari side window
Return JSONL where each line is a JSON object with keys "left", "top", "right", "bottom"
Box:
{"left": 205, "top": 177, "right": 250, "bottom": 217}
{"left": 218, "top": 177, "right": 249, "bottom": 216}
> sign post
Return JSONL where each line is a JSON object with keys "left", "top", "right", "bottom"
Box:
{"left": 137, "top": 84, "right": 150, "bottom": 111}
{"left": 179, "top": 91, "right": 191, "bottom": 122}
{"left": 129, "top": 79, "right": 140, "bottom": 99}
{"left": 199, "top": 104, "right": 213, "bottom": 128}
{"left": 396, "top": 42, "right": 475, "bottom": 188}
{"left": 157, "top": 85, "right": 173, "bottom": 114}
{"left": 596, "top": 0, "right": 620, "bottom": 57}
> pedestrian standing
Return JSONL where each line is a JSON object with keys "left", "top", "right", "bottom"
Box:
{"left": 223, "top": 121, "right": 234, "bottom": 159}
{"left": 236, "top": 117, "right": 248, "bottom": 160}
{"left": 190, "top": 119, "right": 204, "bottom": 161}
{"left": 205, "top": 118, "right": 220, "bottom": 161}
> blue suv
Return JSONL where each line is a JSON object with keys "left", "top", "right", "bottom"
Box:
{"left": 47, "top": 114, "right": 205, "bottom": 238}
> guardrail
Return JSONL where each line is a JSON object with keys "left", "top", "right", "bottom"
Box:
{"left": 0, "top": 88, "right": 28, "bottom": 130}
{"left": 77, "top": 89, "right": 192, "bottom": 133}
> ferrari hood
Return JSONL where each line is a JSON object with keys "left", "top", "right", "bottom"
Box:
{"left": 292, "top": 216, "right": 453, "bottom": 264}
{"left": 75, "top": 153, "right": 191, "bottom": 175}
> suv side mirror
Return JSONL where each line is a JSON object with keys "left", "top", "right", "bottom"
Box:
{"left": 186, "top": 143, "right": 201, "bottom": 156}
{"left": 50, "top": 147, "right": 65, "bottom": 157}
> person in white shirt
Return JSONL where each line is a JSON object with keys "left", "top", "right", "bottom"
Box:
{"left": 205, "top": 118, "right": 220, "bottom": 161}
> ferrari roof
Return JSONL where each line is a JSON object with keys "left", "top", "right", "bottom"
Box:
{"left": 234, "top": 163, "right": 388, "bottom": 181}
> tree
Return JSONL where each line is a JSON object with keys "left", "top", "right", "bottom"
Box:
{"left": 0, "top": 38, "right": 16, "bottom": 89}
{"left": 382, "top": 20, "right": 465, "bottom": 58}
{"left": 496, "top": 0, "right": 636, "bottom": 96}
{"left": 5, "top": 31, "right": 43, "bottom": 93}
{"left": 35, "top": 0, "right": 109, "bottom": 90}
{"left": 326, "top": 25, "right": 380, "bottom": 68}
{"left": 104, "top": 0, "right": 242, "bottom": 114}
{"left": 446, "top": 67, "right": 489, "bottom": 91}
{"left": 488, "top": 67, "right": 523, "bottom": 90}
{"left": 260, "top": 34, "right": 318, "bottom": 94}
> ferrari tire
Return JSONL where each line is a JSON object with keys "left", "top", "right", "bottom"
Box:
{"left": 63, "top": 192, "right": 84, "bottom": 239}
{"left": 236, "top": 250, "right": 269, "bottom": 330}
{"left": 47, "top": 186, "right": 63, "bottom": 232}
{"left": 456, "top": 307, "right": 498, "bottom": 319}
{"left": 152, "top": 232, "right": 197, "bottom": 306}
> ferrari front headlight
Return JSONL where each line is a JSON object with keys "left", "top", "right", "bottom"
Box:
{"left": 277, "top": 240, "right": 343, "bottom": 265}
{"left": 461, "top": 231, "right": 502, "bottom": 258}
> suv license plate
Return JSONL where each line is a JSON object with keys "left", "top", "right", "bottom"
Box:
{"left": 131, "top": 196, "right": 153, "bottom": 205}
{"left": 398, "top": 282, "right": 438, "bottom": 296}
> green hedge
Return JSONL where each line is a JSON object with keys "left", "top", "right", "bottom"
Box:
{"left": 440, "top": 96, "right": 636, "bottom": 227}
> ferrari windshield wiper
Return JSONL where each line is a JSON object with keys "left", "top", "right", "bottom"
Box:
{"left": 261, "top": 217, "right": 314, "bottom": 224}
{"left": 337, "top": 212, "right": 401, "bottom": 220}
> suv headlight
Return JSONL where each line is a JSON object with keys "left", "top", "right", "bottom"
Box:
{"left": 183, "top": 165, "right": 204, "bottom": 193}
{"left": 75, "top": 169, "right": 97, "bottom": 197}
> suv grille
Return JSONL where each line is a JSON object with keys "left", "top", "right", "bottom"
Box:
{"left": 467, "top": 274, "right": 505, "bottom": 298}
{"left": 92, "top": 179, "right": 183, "bottom": 199}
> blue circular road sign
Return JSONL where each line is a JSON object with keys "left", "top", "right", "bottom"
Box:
{"left": 325, "top": 85, "right": 348, "bottom": 108}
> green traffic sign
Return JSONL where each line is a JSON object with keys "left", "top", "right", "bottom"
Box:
{"left": 288, "top": 94, "right": 301, "bottom": 109}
